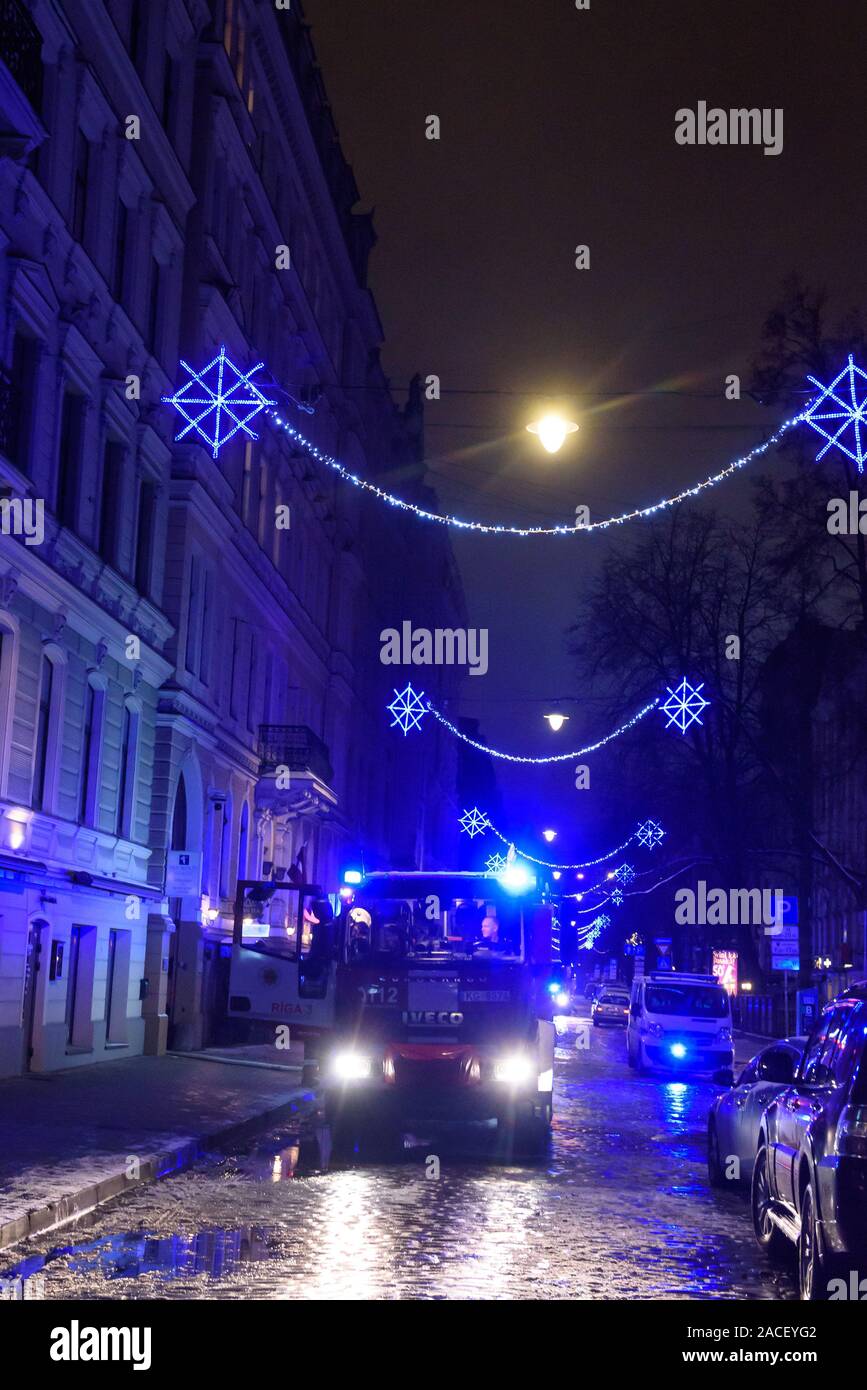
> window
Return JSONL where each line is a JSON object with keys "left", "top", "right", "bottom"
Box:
{"left": 99, "top": 439, "right": 124, "bottom": 567}
{"left": 134, "top": 478, "right": 157, "bottom": 598}
{"left": 71, "top": 131, "right": 90, "bottom": 247}
{"left": 237, "top": 802, "right": 249, "bottom": 880}
{"left": 171, "top": 773, "right": 188, "bottom": 850}
{"left": 229, "top": 619, "right": 240, "bottom": 718}
{"left": 218, "top": 798, "right": 231, "bottom": 898}
{"left": 799, "top": 1015, "right": 832, "bottom": 1084}
{"left": 148, "top": 257, "right": 163, "bottom": 354}
{"left": 0, "top": 624, "right": 18, "bottom": 796}
{"left": 185, "top": 554, "right": 201, "bottom": 678}
{"left": 129, "top": 0, "right": 145, "bottom": 69}
{"left": 56, "top": 389, "right": 87, "bottom": 530}
{"left": 79, "top": 681, "right": 105, "bottom": 827}
{"left": 31, "top": 656, "right": 54, "bottom": 811}
{"left": 116, "top": 704, "right": 139, "bottom": 839}
{"left": 113, "top": 202, "right": 129, "bottom": 305}
{"left": 8, "top": 330, "right": 39, "bottom": 475}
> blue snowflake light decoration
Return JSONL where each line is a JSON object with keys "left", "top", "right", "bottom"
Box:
{"left": 485, "top": 852, "right": 507, "bottom": 874}
{"left": 162, "top": 346, "right": 276, "bottom": 459}
{"left": 459, "top": 807, "right": 490, "bottom": 839}
{"left": 636, "top": 818, "right": 665, "bottom": 850}
{"left": 614, "top": 862, "right": 635, "bottom": 885}
{"left": 803, "top": 355, "right": 867, "bottom": 472}
{"left": 580, "top": 913, "right": 610, "bottom": 949}
{"left": 387, "top": 684, "right": 429, "bottom": 735}
{"left": 610, "top": 887, "right": 624, "bottom": 906}
{"left": 661, "top": 677, "right": 710, "bottom": 734}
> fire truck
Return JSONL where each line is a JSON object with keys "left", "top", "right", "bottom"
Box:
{"left": 227, "top": 870, "right": 557, "bottom": 1153}
{"left": 325, "top": 870, "right": 556, "bottom": 1153}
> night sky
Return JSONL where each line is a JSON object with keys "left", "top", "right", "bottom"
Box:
{"left": 305, "top": 0, "right": 867, "bottom": 845}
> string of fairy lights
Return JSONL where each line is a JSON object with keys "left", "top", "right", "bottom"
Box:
{"left": 160, "top": 350, "right": 867, "bottom": 960}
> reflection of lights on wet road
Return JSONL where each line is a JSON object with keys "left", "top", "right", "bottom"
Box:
{"left": 301, "top": 1171, "right": 379, "bottom": 1300}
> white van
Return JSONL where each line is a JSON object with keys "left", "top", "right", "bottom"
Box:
{"left": 626, "top": 972, "right": 734, "bottom": 1080}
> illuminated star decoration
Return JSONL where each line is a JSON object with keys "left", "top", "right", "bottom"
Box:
{"left": 661, "top": 677, "right": 710, "bottom": 734}
{"left": 614, "top": 862, "right": 635, "bottom": 885}
{"left": 610, "top": 887, "right": 624, "bottom": 906}
{"left": 162, "top": 345, "right": 276, "bottom": 459}
{"left": 579, "top": 914, "right": 610, "bottom": 949}
{"left": 459, "top": 807, "right": 490, "bottom": 839}
{"left": 386, "top": 684, "right": 429, "bottom": 736}
{"left": 803, "top": 355, "right": 867, "bottom": 472}
{"left": 636, "top": 818, "right": 665, "bottom": 850}
{"left": 485, "top": 852, "right": 507, "bottom": 874}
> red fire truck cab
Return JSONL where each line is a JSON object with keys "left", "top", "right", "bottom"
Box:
{"left": 323, "top": 871, "right": 557, "bottom": 1153}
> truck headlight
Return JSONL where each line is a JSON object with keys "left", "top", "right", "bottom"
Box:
{"left": 493, "top": 1055, "right": 534, "bottom": 1086}
{"left": 331, "top": 1051, "right": 373, "bottom": 1081}
{"left": 714, "top": 1027, "right": 733, "bottom": 1046}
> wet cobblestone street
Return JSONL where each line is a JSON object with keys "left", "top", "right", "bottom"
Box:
{"left": 3, "top": 1015, "right": 799, "bottom": 1301}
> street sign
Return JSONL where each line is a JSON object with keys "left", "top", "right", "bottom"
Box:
{"left": 166, "top": 850, "right": 202, "bottom": 896}
{"left": 770, "top": 895, "right": 799, "bottom": 971}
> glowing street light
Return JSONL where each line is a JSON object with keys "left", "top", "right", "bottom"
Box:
{"left": 526, "top": 413, "right": 579, "bottom": 455}
{"left": 542, "top": 829, "right": 557, "bottom": 843}
{"left": 544, "top": 711, "right": 569, "bottom": 732}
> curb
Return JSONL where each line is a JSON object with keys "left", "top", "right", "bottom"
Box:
{"left": 0, "top": 1087, "right": 318, "bottom": 1254}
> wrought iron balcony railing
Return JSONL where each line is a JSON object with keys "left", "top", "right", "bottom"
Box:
{"left": 259, "top": 724, "right": 334, "bottom": 787}
{"left": 0, "top": 0, "right": 44, "bottom": 114}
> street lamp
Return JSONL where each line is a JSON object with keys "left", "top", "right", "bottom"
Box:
{"left": 526, "top": 413, "right": 579, "bottom": 455}
{"left": 542, "top": 829, "right": 557, "bottom": 843}
{"left": 544, "top": 711, "right": 569, "bottom": 732}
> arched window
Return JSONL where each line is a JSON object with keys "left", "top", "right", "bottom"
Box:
{"left": 171, "top": 772, "right": 188, "bottom": 851}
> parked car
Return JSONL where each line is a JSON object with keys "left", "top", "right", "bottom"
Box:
{"left": 751, "top": 985, "right": 867, "bottom": 1299}
{"left": 707, "top": 1037, "right": 806, "bottom": 1187}
{"left": 592, "top": 989, "right": 630, "bottom": 1027}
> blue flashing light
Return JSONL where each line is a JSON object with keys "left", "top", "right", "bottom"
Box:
{"left": 670, "top": 1042, "right": 687, "bottom": 1060}
{"left": 342, "top": 869, "right": 363, "bottom": 886}
{"left": 499, "top": 862, "right": 535, "bottom": 893}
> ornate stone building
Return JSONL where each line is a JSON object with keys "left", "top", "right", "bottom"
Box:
{"left": 0, "top": 0, "right": 465, "bottom": 1072}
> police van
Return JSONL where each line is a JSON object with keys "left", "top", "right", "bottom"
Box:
{"left": 626, "top": 971, "right": 734, "bottom": 1081}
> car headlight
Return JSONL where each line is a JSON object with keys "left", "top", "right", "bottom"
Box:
{"left": 554, "top": 991, "right": 570, "bottom": 1009}
{"left": 647, "top": 1022, "right": 664, "bottom": 1039}
{"left": 331, "top": 1051, "right": 373, "bottom": 1081}
{"left": 493, "top": 1055, "right": 534, "bottom": 1086}
{"left": 669, "top": 1042, "right": 688, "bottom": 1059}
{"left": 714, "top": 1028, "right": 733, "bottom": 1046}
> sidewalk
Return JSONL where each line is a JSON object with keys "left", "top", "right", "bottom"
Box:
{"left": 0, "top": 1050, "right": 316, "bottom": 1250}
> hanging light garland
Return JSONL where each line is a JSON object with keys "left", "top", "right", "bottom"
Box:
{"left": 481, "top": 816, "right": 664, "bottom": 869}
{"left": 387, "top": 676, "right": 708, "bottom": 763}
{"left": 162, "top": 351, "right": 862, "bottom": 536}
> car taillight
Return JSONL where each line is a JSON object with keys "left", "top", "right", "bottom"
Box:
{"left": 835, "top": 1105, "right": 867, "bottom": 1158}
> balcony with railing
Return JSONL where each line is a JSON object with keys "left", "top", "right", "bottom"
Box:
{"left": 257, "top": 725, "right": 336, "bottom": 816}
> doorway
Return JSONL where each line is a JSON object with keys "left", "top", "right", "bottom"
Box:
{"left": 21, "top": 920, "right": 44, "bottom": 1072}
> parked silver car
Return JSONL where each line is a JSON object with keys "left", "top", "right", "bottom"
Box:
{"left": 707, "top": 1036, "right": 806, "bottom": 1188}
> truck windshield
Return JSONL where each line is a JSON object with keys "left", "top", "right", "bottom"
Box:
{"left": 342, "top": 895, "right": 523, "bottom": 963}
{"left": 645, "top": 985, "right": 729, "bottom": 1018}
